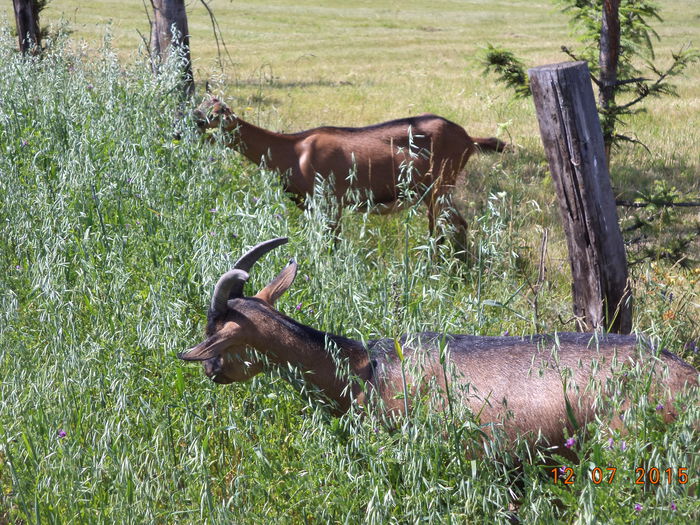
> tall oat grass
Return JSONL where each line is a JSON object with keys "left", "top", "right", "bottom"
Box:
{"left": 0, "top": 28, "right": 698, "bottom": 523}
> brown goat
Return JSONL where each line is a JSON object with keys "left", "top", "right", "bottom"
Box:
{"left": 178, "top": 238, "right": 698, "bottom": 455}
{"left": 193, "top": 97, "right": 506, "bottom": 247}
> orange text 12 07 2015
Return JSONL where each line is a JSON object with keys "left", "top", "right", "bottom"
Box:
{"left": 551, "top": 467, "right": 689, "bottom": 485}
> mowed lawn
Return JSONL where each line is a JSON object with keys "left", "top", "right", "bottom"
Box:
{"left": 2, "top": 1, "right": 697, "bottom": 137}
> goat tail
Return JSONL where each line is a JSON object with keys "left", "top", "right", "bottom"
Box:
{"left": 472, "top": 136, "right": 507, "bottom": 153}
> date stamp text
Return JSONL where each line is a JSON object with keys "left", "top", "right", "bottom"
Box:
{"left": 551, "top": 467, "right": 689, "bottom": 485}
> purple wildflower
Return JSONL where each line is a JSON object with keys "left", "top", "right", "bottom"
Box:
{"left": 295, "top": 302, "right": 302, "bottom": 311}
{"left": 21, "top": 139, "right": 28, "bottom": 147}
{"left": 57, "top": 429, "right": 67, "bottom": 439}
{"left": 670, "top": 502, "right": 677, "bottom": 511}
{"left": 86, "top": 84, "right": 94, "bottom": 90}
{"left": 634, "top": 503, "right": 642, "bottom": 512}
{"left": 252, "top": 197, "right": 259, "bottom": 203}
{"left": 274, "top": 213, "right": 282, "bottom": 220}
{"left": 502, "top": 330, "right": 510, "bottom": 336}
{"left": 564, "top": 437, "right": 576, "bottom": 449}
{"left": 620, "top": 441, "right": 627, "bottom": 452}
{"left": 608, "top": 437, "right": 614, "bottom": 449}
{"left": 656, "top": 403, "right": 664, "bottom": 411}
{"left": 209, "top": 208, "right": 218, "bottom": 213}
{"left": 304, "top": 274, "right": 310, "bottom": 282}
{"left": 15, "top": 265, "right": 21, "bottom": 270}
{"left": 559, "top": 466, "right": 567, "bottom": 475}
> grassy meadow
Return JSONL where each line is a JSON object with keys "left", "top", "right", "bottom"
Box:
{"left": 0, "top": 1, "right": 699, "bottom": 523}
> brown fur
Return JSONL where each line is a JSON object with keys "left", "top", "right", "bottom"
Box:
{"left": 193, "top": 97, "right": 506, "bottom": 245}
{"left": 179, "top": 245, "right": 699, "bottom": 455}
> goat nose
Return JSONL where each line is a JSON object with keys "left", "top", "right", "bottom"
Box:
{"left": 202, "top": 356, "right": 223, "bottom": 378}
{"left": 192, "top": 109, "right": 208, "bottom": 127}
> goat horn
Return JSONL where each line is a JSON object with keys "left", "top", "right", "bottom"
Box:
{"left": 210, "top": 269, "right": 250, "bottom": 314}
{"left": 233, "top": 237, "right": 288, "bottom": 273}
{"left": 210, "top": 237, "right": 289, "bottom": 313}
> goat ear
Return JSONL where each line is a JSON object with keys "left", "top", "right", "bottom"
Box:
{"left": 177, "top": 336, "right": 229, "bottom": 361}
{"left": 254, "top": 259, "right": 298, "bottom": 306}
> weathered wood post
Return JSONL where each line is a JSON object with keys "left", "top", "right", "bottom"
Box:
{"left": 149, "top": 0, "right": 194, "bottom": 97}
{"left": 13, "top": 0, "right": 41, "bottom": 54}
{"left": 528, "top": 61, "right": 632, "bottom": 334}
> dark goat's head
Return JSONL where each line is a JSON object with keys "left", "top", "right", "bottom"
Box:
{"left": 178, "top": 237, "right": 297, "bottom": 384}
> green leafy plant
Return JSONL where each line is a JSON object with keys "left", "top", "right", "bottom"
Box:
{"left": 482, "top": 45, "right": 532, "bottom": 98}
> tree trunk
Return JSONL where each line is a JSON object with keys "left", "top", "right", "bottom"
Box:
{"left": 149, "top": 0, "right": 194, "bottom": 97}
{"left": 528, "top": 61, "right": 632, "bottom": 334}
{"left": 13, "top": 0, "right": 41, "bottom": 54}
{"left": 599, "top": 0, "right": 621, "bottom": 163}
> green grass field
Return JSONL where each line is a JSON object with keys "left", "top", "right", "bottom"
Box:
{"left": 1, "top": 1, "right": 699, "bottom": 523}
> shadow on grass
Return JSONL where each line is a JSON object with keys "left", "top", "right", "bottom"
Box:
{"left": 232, "top": 78, "right": 359, "bottom": 90}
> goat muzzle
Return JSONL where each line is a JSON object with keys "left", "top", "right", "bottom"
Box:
{"left": 202, "top": 356, "right": 231, "bottom": 383}
{"left": 192, "top": 108, "right": 210, "bottom": 130}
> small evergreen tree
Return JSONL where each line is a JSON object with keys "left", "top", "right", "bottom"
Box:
{"left": 482, "top": 0, "right": 699, "bottom": 161}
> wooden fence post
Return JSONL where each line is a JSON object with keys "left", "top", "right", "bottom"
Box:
{"left": 149, "top": 0, "right": 194, "bottom": 97}
{"left": 528, "top": 61, "right": 632, "bottom": 334}
{"left": 13, "top": 0, "right": 41, "bottom": 54}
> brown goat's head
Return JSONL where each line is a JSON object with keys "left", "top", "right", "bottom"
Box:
{"left": 192, "top": 96, "right": 236, "bottom": 131}
{"left": 178, "top": 238, "right": 297, "bottom": 384}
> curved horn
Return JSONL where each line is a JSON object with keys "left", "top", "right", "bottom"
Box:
{"left": 210, "top": 269, "right": 250, "bottom": 314}
{"left": 233, "top": 237, "right": 288, "bottom": 271}
{"left": 210, "top": 237, "right": 289, "bottom": 313}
